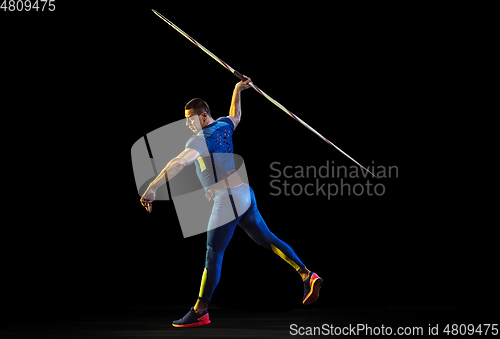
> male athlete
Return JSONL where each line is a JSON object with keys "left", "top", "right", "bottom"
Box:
{"left": 140, "top": 77, "right": 322, "bottom": 327}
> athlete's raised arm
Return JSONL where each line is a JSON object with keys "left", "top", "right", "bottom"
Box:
{"left": 228, "top": 77, "right": 252, "bottom": 130}
{"left": 140, "top": 148, "right": 200, "bottom": 213}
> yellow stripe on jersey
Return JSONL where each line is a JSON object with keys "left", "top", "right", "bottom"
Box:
{"left": 197, "top": 157, "right": 206, "bottom": 172}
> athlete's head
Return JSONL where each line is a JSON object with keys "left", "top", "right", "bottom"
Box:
{"left": 185, "top": 98, "right": 212, "bottom": 134}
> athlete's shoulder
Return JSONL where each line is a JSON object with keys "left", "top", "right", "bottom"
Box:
{"left": 185, "top": 133, "right": 208, "bottom": 154}
{"left": 216, "top": 117, "right": 235, "bottom": 131}
{"left": 186, "top": 132, "right": 204, "bottom": 143}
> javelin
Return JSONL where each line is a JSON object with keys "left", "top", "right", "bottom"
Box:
{"left": 151, "top": 9, "right": 377, "bottom": 178}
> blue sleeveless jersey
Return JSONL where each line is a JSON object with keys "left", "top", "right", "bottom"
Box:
{"left": 185, "top": 117, "right": 235, "bottom": 189}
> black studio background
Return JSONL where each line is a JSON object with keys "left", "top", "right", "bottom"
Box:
{"left": 1, "top": 1, "right": 496, "bottom": 324}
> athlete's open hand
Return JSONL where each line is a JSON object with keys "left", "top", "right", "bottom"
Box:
{"left": 235, "top": 76, "right": 252, "bottom": 91}
{"left": 140, "top": 188, "right": 156, "bottom": 213}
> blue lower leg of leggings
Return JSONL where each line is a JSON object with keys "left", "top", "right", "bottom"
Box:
{"left": 198, "top": 185, "right": 305, "bottom": 302}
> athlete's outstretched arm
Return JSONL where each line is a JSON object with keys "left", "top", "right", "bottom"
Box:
{"left": 228, "top": 77, "right": 252, "bottom": 130}
{"left": 140, "top": 148, "right": 200, "bottom": 212}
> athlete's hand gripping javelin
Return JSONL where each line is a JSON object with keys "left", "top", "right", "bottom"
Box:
{"left": 235, "top": 77, "right": 252, "bottom": 91}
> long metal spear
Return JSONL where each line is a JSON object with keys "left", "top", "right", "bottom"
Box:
{"left": 151, "top": 9, "right": 377, "bottom": 178}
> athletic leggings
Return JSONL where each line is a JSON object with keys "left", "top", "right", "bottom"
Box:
{"left": 198, "top": 184, "right": 305, "bottom": 302}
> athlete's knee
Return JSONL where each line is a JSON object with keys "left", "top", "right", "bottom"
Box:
{"left": 206, "top": 244, "right": 220, "bottom": 257}
{"left": 249, "top": 234, "right": 266, "bottom": 247}
{"left": 251, "top": 233, "right": 276, "bottom": 250}
{"left": 205, "top": 244, "right": 223, "bottom": 265}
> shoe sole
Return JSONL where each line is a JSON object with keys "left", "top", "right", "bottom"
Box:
{"left": 172, "top": 313, "right": 211, "bottom": 327}
{"left": 303, "top": 277, "right": 323, "bottom": 305}
{"left": 172, "top": 319, "right": 211, "bottom": 328}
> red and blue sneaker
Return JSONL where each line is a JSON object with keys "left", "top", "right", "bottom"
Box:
{"left": 172, "top": 307, "right": 211, "bottom": 328}
{"left": 302, "top": 272, "right": 323, "bottom": 305}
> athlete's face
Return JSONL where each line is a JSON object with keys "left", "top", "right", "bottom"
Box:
{"left": 185, "top": 109, "right": 203, "bottom": 134}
